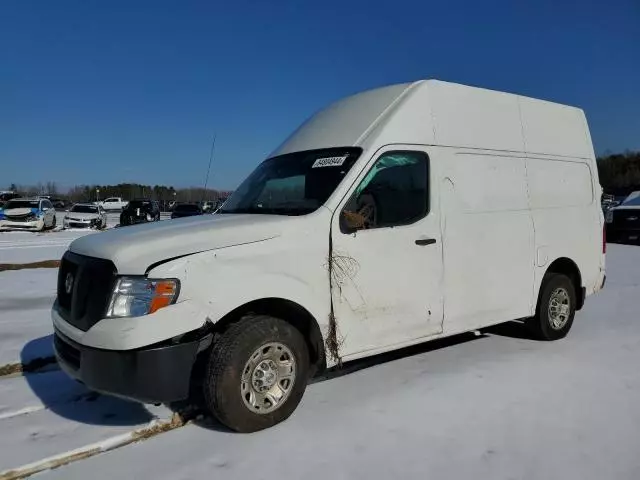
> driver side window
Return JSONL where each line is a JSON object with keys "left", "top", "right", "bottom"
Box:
{"left": 340, "top": 151, "right": 429, "bottom": 233}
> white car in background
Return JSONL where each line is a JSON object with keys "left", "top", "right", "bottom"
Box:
{"left": 0, "top": 197, "right": 56, "bottom": 231}
{"left": 99, "top": 197, "right": 128, "bottom": 211}
{"left": 63, "top": 203, "right": 107, "bottom": 230}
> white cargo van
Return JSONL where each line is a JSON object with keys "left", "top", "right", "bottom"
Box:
{"left": 52, "top": 80, "right": 606, "bottom": 432}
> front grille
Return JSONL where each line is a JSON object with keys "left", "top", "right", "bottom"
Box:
{"left": 56, "top": 251, "right": 117, "bottom": 331}
{"left": 54, "top": 334, "right": 80, "bottom": 370}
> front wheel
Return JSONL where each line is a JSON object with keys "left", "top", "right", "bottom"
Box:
{"left": 527, "top": 273, "right": 576, "bottom": 340}
{"left": 203, "top": 315, "right": 309, "bottom": 433}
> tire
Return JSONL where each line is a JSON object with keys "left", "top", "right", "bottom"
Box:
{"left": 527, "top": 273, "right": 576, "bottom": 341}
{"left": 203, "top": 315, "right": 309, "bottom": 433}
{"left": 51, "top": 215, "right": 56, "bottom": 230}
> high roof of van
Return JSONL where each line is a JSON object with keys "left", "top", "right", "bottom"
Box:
{"left": 271, "top": 80, "right": 594, "bottom": 160}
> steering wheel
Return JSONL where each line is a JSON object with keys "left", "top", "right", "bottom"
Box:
{"left": 356, "top": 193, "right": 377, "bottom": 229}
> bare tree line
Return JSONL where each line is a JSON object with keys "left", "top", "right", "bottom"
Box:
{"left": 598, "top": 151, "right": 640, "bottom": 196}
{"left": 4, "top": 182, "right": 232, "bottom": 204}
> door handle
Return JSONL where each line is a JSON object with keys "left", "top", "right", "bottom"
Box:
{"left": 415, "top": 238, "right": 436, "bottom": 246}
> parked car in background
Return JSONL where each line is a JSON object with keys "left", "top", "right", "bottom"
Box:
{"left": 119, "top": 199, "right": 160, "bottom": 226}
{"left": 0, "top": 197, "right": 56, "bottom": 231}
{"left": 51, "top": 198, "right": 67, "bottom": 210}
{"left": 100, "top": 197, "right": 129, "bottom": 211}
{"left": 171, "top": 203, "right": 203, "bottom": 219}
{"left": 0, "top": 192, "right": 20, "bottom": 207}
{"left": 606, "top": 191, "right": 640, "bottom": 243}
{"left": 63, "top": 203, "right": 107, "bottom": 230}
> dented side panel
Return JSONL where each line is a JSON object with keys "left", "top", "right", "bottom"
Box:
{"left": 69, "top": 210, "right": 333, "bottom": 353}
{"left": 328, "top": 145, "right": 445, "bottom": 358}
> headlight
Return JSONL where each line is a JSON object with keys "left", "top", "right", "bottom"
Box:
{"left": 106, "top": 277, "right": 179, "bottom": 318}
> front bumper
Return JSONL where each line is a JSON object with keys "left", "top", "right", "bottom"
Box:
{"left": 53, "top": 329, "right": 209, "bottom": 403}
{"left": 0, "top": 218, "right": 44, "bottom": 230}
{"left": 64, "top": 220, "right": 98, "bottom": 229}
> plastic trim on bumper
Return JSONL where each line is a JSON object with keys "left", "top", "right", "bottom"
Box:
{"left": 54, "top": 329, "right": 207, "bottom": 403}
{"left": 0, "top": 219, "right": 44, "bottom": 230}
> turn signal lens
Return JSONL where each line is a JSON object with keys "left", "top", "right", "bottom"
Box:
{"left": 149, "top": 281, "right": 178, "bottom": 314}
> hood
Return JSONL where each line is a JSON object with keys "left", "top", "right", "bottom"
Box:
{"left": 4, "top": 207, "right": 39, "bottom": 217}
{"left": 69, "top": 214, "right": 291, "bottom": 274}
{"left": 66, "top": 212, "right": 100, "bottom": 220}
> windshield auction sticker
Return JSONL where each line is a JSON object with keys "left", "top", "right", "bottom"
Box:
{"left": 312, "top": 156, "right": 348, "bottom": 168}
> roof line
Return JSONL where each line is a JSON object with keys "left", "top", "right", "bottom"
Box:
{"left": 354, "top": 81, "right": 425, "bottom": 146}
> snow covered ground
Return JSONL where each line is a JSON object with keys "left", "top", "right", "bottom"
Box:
{"left": 0, "top": 244, "right": 639, "bottom": 479}
{"left": 0, "top": 268, "right": 57, "bottom": 365}
{"left": 0, "top": 211, "right": 115, "bottom": 264}
{"left": 0, "top": 229, "right": 91, "bottom": 264}
{"left": 0, "top": 212, "right": 171, "bottom": 263}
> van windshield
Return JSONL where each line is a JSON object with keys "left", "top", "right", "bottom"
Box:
{"left": 219, "top": 148, "right": 362, "bottom": 216}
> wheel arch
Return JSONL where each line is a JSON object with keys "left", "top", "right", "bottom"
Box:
{"left": 211, "top": 297, "right": 327, "bottom": 377}
{"left": 544, "top": 257, "right": 584, "bottom": 310}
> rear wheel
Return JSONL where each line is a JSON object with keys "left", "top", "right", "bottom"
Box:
{"left": 203, "top": 315, "right": 309, "bottom": 433}
{"left": 527, "top": 273, "right": 576, "bottom": 340}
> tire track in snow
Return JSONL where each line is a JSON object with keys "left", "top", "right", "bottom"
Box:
{"left": 0, "top": 357, "right": 58, "bottom": 378}
{"left": 0, "top": 413, "right": 189, "bottom": 480}
{"left": 0, "top": 406, "right": 46, "bottom": 421}
{"left": 0, "top": 391, "right": 113, "bottom": 422}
